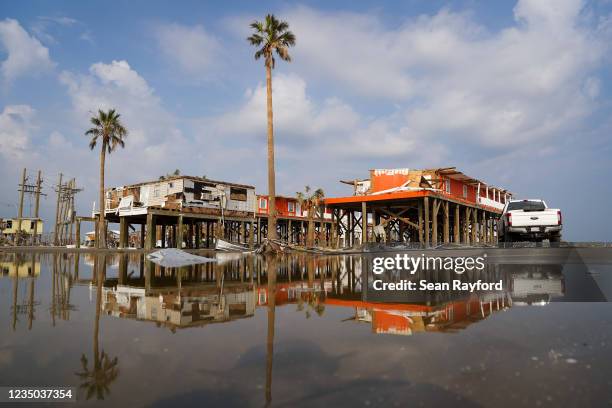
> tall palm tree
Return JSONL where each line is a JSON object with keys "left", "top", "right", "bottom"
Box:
{"left": 248, "top": 15, "right": 296, "bottom": 241}
{"left": 296, "top": 186, "right": 325, "bottom": 247}
{"left": 86, "top": 109, "right": 128, "bottom": 248}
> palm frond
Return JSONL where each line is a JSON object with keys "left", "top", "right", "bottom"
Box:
{"left": 85, "top": 108, "right": 128, "bottom": 154}
{"left": 248, "top": 14, "right": 295, "bottom": 69}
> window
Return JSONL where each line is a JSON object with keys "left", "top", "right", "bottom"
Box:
{"left": 168, "top": 182, "right": 174, "bottom": 189}
{"left": 6, "top": 220, "right": 12, "bottom": 229}
{"left": 462, "top": 185, "right": 468, "bottom": 198}
{"left": 153, "top": 188, "right": 160, "bottom": 198}
{"left": 259, "top": 198, "right": 267, "bottom": 209}
{"left": 30, "top": 221, "right": 35, "bottom": 229}
{"left": 230, "top": 187, "right": 248, "bottom": 201}
{"left": 445, "top": 180, "right": 451, "bottom": 194}
{"left": 288, "top": 201, "right": 295, "bottom": 212}
{"left": 506, "top": 200, "right": 545, "bottom": 212}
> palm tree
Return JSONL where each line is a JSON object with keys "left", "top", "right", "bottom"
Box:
{"left": 86, "top": 109, "right": 128, "bottom": 248}
{"left": 296, "top": 186, "right": 325, "bottom": 247}
{"left": 248, "top": 15, "right": 296, "bottom": 241}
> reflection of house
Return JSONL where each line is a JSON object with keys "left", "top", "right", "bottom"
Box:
{"left": 101, "top": 284, "right": 256, "bottom": 330}
{"left": 1, "top": 217, "right": 43, "bottom": 237}
{"left": 326, "top": 292, "right": 510, "bottom": 336}
{"left": 256, "top": 281, "right": 328, "bottom": 306}
{"left": 0, "top": 261, "right": 41, "bottom": 277}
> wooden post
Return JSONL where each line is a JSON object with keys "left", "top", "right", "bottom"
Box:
{"left": 472, "top": 209, "right": 478, "bottom": 244}
{"left": 432, "top": 198, "right": 438, "bottom": 246}
{"left": 75, "top": 219, "right": 81, "bottom": 248}
{"left": 145, "top": 213, "right": 155, "bottom": 250}
{"left": 161, "top": 224, "right": 167, "bottom": 248}
{"left": 194, "top": 221, "right": 202, "bottom": 249}
{"left": 240, "top": 221, "right": 245, "bottom": 244}
{"left": 424, "top": 196, "right": 430, "bottom": 247}
{"left": 177, "top": 215, "right": 184, "bottom": 249}
{"left": 482, "top": 212, "right": 488, "bottom": 243}
{"left": 361, "top": 201, "right": 368, "bottom": 244}
{"left": 119, "top": 216, "right": 128, "bottom": 249}
{"left": 418, "top": 201, "right": 423, "bottom": 244}
{"left": 454, "top": 204, "right": 460, "bottom": 243}
{"left": 443, "top": 201, "right": 450, "bottom": 244}
{"left": 464, "top": 207, "right": 470, "bottom": 244}
{"left": 331, "top": 210, "right": 337, "bottom": 248}
{"left": 140, "top": 223, "right": 145, "bottom": 249}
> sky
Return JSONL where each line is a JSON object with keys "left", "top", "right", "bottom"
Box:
{"left": 1, "top": 0, "right": 611, "bottom": 241}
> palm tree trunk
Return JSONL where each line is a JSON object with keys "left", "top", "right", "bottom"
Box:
{"left": 266, "top": 64, "right": 277, "bottom": 240}
{"left": 307, "top": 208, "right": 315, "bottom": 247}
{"left": 98, "top": 144, "right": 106, "bottom": 248}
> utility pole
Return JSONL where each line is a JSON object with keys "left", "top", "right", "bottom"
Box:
{"left": 17, "top": 168, "right": 27, "bottom": 235}
{"left": 32, "top": 170, "right": 42, "bottom": 245}
{"left": 53, "top": 173, "right": 63, "bottom": 246}
{"left": 54, "top": 176, "right": 82, "bottom": 246}
{"left": 15, "top": 169, "right": 46, "bottom": 246}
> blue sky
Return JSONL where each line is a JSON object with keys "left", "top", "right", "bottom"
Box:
{"left": 1, "top": 0, "right": 612, "bottom": 241}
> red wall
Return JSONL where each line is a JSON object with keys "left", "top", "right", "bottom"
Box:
{"left": 257, "top": 195, "right": 302, "bottom": 217}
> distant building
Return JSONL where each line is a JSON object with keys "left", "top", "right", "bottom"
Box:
{"left": 1, "top": 218, "right": 43, "bottom": 237}
{"left": 256, "top": 194, "right": 332, "bottom": 220}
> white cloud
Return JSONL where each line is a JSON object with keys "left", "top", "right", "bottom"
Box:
{"left": 154, "top": 23, "right": 221, "bottom": 80}
{"left": 0, "top": 105, "right": 35, "bottom": 158}
{"left": 0, "top": 18, "right": 54, "bottom": 83}
{"left": 207, "top": 0, "right": 610, "bottom": 198}
{"left": 210, "top": 73, "right": 358, "bottom": 138}
{"left": 284, "top": 0, "right": 607, "bottom": 148}
{"left": 59, "top": 60, "right": 189, "bottom": 185}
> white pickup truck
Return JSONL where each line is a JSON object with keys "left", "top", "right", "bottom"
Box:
{"left": 497, "top": 199, "right": 562, "bottom": 243}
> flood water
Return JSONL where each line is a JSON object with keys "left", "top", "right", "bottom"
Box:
{"left": 1, "top": 250, "right": 612, "bottom": 407}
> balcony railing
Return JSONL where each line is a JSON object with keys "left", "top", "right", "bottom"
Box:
{"left": 477, "top": 196, "right": 504, "bottom": 210}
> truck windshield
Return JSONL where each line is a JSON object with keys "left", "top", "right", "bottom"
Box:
{"left": 507, "top": 201, "right": 546, "bottom": 212}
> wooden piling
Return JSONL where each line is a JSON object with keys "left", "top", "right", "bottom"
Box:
{"left": 424, "top": 196, "right": 430, "bottom": 247}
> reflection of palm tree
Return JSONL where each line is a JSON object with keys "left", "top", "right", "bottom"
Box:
{"left": 75, "top": 255, "right": 119, "bottom": 400}
{"left": 265, "top": 256, "right": 278, "bottom": 406}
{"left": 76, "top": 351, "right": 119, "bottom": 400}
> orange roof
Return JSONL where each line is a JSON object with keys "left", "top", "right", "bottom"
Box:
{"left": 324, "top": 190, "right": 504, "bottom": 213}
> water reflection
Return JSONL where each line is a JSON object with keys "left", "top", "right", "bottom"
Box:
{"left": 0, "top": 250, "right": 610, "bottom": 406}
{"left": 76, "top": 255, "right": 120, "bottom": 400}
